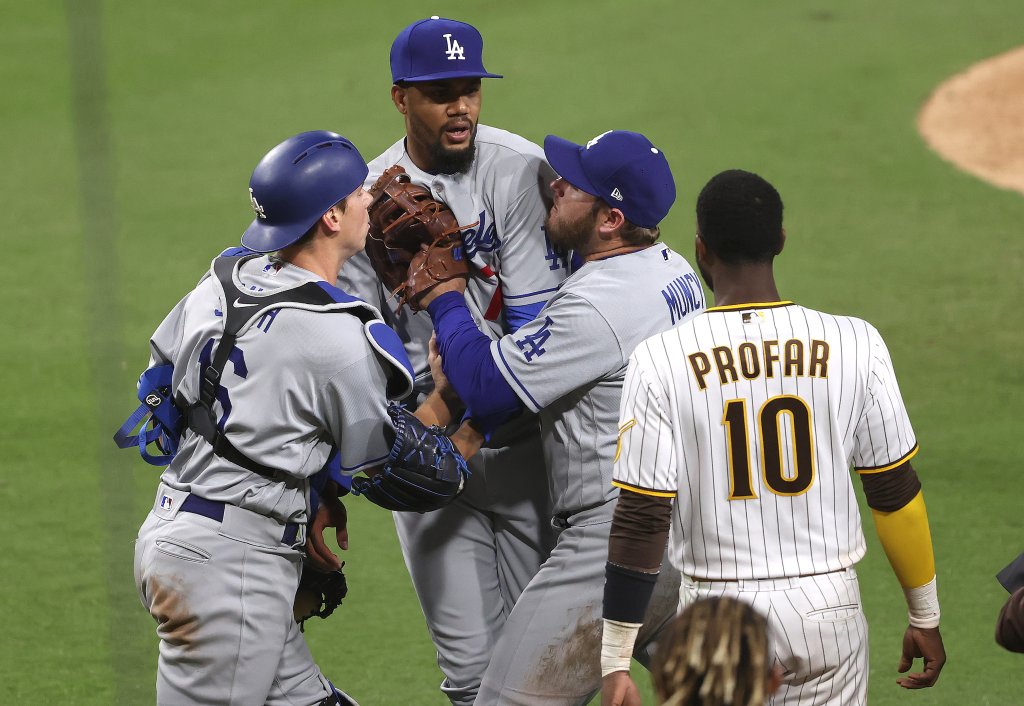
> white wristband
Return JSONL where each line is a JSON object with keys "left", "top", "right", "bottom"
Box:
{"left": 601, "top": 619, "right": 641, "bottom": 677}
{"left": 904, "top": 575, "right": 940, "bottom": 628}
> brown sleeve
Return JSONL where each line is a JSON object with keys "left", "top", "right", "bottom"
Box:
{"left": 860, "top": 461, "right": 921, "bottom": 512}
{"left": 608, "top": 489, "right": 673, "bottom": 572}
{"left": 996, "top": 586, "right": 1024, "bottom": 653}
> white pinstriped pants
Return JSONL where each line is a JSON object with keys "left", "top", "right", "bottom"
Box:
{"left": 682, "top": 568, "right": 868, "bottom": 706}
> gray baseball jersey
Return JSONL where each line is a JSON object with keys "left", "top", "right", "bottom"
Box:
{"left": 492, "top": 245, "right": 706, "bottom": 517}
{"left": 340, "top": 124, "right": 564, "bottom": 385}
{"left": 134, "top": 255, "right": 407, "bottom": 704}
{"left": 337, "top": 125, "right": 565, "bottom": 705}
{"left": 614, "top": 302, "right": 918, "bottom": 706}
{"left": 476, "top": 244, "right": 706, "bottom": 705}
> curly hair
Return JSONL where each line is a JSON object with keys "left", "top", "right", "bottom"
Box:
{"left": 651, "top": 596, "right": 771, "bottom": 706}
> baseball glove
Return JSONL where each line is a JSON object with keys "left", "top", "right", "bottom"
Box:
{"left": 350, "top": 403, "right": 470, "bottom": 513}
{"left": 294, "top": 561, "right": 348, "bottom": 628}
{"left": 365, "top": 165, "right": 471, "bottom": 311}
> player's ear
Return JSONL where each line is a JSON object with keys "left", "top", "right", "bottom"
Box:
{"left": 776, "top": 228, "right": 786, "bottom": 255}
{"left": 600, "top": 206, "right": 626, "bottom": 236}
{"left": 695, "top": 231, "right": 710, "bottom": 264}
{"left": 321, "top": 205, "right": 343, "bottom": 233}
{"left": 392, "top": 84, "right": 408, "bottom": 115}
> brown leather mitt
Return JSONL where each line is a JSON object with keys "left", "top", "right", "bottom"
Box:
{"left": 365, "top": 165, "right": 471, "bottom": 311}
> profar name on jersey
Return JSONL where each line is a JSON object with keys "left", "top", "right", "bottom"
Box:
{"left": 687, "top": 338, "right": 830, "bottom": 391}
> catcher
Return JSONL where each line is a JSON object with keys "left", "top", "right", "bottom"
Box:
{"left": 118, "top": 130, "right": 477, "bottom": 705}
{"left": 302, "top": 165, "right": 486, "bottom": 600}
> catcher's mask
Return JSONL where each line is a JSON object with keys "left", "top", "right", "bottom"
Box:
{"left": 242, "top": 131, "right": 369, "bottom": 253}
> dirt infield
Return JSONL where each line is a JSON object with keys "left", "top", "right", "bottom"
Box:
{"left": 918, "top": 46, "right": 1024, "bottom": 195}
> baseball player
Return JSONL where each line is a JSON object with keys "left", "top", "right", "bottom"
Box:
{"left": 336, "top": 16, "right": 565, "bottom": 704}
{"left": 419, "top": 129, "right": 707, "bottom": 705}
{"left": 600, "top": 169, "right": 946, "bottom": 706}
{"left": 128, "top": 131, "right": 468, "bottom": 705}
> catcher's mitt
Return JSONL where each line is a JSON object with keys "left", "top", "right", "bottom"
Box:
{"left": 366, "top": 165, "right": 472, "bottom": 311}
{"left": 350, "top": 404, "right": 470, "bottom": 513}
{"left": 294, "top": 561, "right": 348, "bottom": 628}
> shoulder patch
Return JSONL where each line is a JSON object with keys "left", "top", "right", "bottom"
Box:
{"left": 364, "top": 320, "right": 415, "bottom": 401}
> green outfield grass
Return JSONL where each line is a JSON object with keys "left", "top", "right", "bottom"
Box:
{"left": 3, "top": 0, "right": 1023, "bottom": 703}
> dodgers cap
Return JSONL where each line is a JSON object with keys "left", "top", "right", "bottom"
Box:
{"left": 390, "top": 16, "right": 503, "bottom": 83}
{"left": 543, "top": 130, "right": 676, "bottom": 228}
{"left": 242, "top": 131, "right": 368, "bottom": 253}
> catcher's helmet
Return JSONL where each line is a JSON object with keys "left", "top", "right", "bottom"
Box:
{"left": 241, "top": 131, "right": 369, "bottom": 253}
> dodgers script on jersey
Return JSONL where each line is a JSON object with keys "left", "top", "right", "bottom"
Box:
{"left": 493, "top": 245, "right": 706, "bottom": 516}
{"left": 614, "top": 302, "right": 919, "bottom": 580}
{"left": 149, "top": 256, "right": 403, "bottom": 524}
{"left": 338, "top": 124, "right": 564, "bottom": 387}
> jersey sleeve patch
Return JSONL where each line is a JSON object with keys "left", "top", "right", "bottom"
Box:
{"left": 364, "top": 321, "right": 415, "bottom": 401}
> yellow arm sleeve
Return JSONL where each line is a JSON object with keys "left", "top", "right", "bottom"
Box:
{"left": 870, "top": 490, "right": 935, "bottom": 588}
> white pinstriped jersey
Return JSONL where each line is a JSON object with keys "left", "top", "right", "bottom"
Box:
{"left": 613, "top": 302, "right": 918, "bottom": 580}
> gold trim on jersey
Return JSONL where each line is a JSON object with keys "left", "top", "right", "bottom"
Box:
{"left": 612, "top": 480, "right": 677, "bottom": 498}
{"left": 705, "top": 301, "right": 795, "bottom": 312}
{"left": 855, "top": 444, "right": 920, "bottom": 474}
{"left": 613, "top": 419, "right": 636, "bottom": 463}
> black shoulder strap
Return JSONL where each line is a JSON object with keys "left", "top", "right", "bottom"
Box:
{"left": 182, "top": 255, "right": 343, "bottom": 481}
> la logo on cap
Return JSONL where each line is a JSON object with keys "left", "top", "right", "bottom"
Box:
{"left": 249, "top": 188, "right": 266, "bottom": 219}
{"left": 444, "top": 33, "right": 465, "bottom": 60}
{"left": 586, "top": 130, "right": 612, "bottom": 150}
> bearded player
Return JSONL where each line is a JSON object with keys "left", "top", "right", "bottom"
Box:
{"left": 600, "top": 169, "right": 946, "bottom": 705}
{"left": 336, "top": 17, "right": 564, "bottom": 705}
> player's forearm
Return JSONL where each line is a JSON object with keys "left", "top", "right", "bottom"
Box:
{"left": 449, "top": 421, "right": 485, "bottom": 462}
{"left": 426, "top": 291, "right": 524, "bottom": 418}
{"left": 601, "top": 490, "right": 672, "bottom": 676}
{"left": 414, "top": 390, "right": 458, "bottom": 428}
{"left": 871, "top": 491, "right": 940, "bottom": 626}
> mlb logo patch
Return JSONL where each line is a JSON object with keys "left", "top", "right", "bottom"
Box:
{"left": 159, "top": 495, "right": 173, "bottom": 511}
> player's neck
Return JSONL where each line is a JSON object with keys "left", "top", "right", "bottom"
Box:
{"left": 710, "top": 266, "right": 780, "bottom": 307}
{"left": 279, "top": 243, "right": 346, "bottom": 283}
{"left": 581, "top": 241, "right": 651, "bottom": 262}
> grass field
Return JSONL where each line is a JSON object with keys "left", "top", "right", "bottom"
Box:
{"left": 3, "top": 1, "right": 1024, "bottom": 703}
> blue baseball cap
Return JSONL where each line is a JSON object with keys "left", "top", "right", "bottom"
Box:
{"left": 390, "top": 16, "right": 503, "bottom": 83}
{"left": 543, "top": 130, "right": 676, "bottom": 228}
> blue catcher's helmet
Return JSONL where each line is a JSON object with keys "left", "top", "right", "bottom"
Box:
{"left": 241, "top": 130, "right": 369, "bottom": 253}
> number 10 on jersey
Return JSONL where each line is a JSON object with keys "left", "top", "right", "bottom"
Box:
{"left": 722, "top": 395, "right": 816, "bottom": 500}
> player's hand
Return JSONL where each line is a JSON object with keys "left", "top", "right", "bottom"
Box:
{"left": 428, "top": 333, "right": 462, "bottom": 409}
{"left": 417, "top": 273, "right": 467, "bottom": 308}
{"left": 601, "top": 671, "right": 641, "bottom": 706}
{"left": 896, "top": 625, "right": 946, "bottom": 688}
{"left": 306, "top": 485, "right": 348, "bottom": 572}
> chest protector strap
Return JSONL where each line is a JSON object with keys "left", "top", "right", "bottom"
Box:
{"left": 115, "top": 254, "right": 413, "bottom": 480}
{"left": 179, "top": 255, "right": 368, "bottom": 479}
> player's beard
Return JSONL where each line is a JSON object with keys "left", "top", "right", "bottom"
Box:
{"left": 424, "top": 123, "right": 477, "bottom": 175}
{"left": 546, "top": 204, "right": 601, "bottom": 253}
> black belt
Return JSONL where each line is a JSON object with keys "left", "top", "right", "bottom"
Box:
{"left": 180, "top": 495, "right": 300, "bottom": 546}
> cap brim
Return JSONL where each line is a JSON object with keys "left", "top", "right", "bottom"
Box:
{"left": 543, "top": 135, "right": 600, "bottom": 198}
{"left": 398, "top": 71, "right": 503, "bottom": 83}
